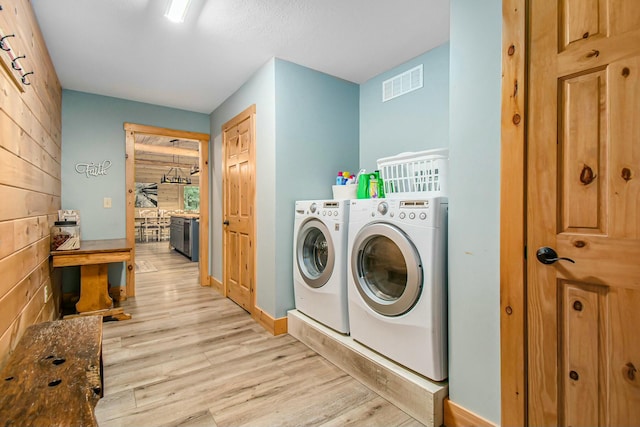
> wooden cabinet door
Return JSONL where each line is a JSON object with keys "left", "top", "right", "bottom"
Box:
{"left": 528, "top": 2, "right": 640, "bottom": 425}
{"left": 222, "top": 106, "right": 256, "bottom": 313}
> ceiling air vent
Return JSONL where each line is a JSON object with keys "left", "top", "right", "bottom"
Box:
{"left": 382, "top": 64, "right": 424, "bottom": 102}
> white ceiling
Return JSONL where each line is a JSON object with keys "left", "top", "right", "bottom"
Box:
{"left": 31, "top": 0, "right": 450, "bottom": 114}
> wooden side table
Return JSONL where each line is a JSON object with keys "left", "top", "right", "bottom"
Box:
{"left": 51, "top": 238, "right": 132, "bottom": 320}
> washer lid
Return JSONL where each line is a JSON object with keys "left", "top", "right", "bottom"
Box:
{"left": 296, "top": 218, "right": 335, "bottom": 288}
{"left": 351, "top": 222, "right": 422, "bottom": 316}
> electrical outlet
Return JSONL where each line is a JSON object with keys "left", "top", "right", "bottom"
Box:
{"left": 104, "top": 197, "right": 112, "bottom": 208}
{"left": 44, "top": 285, "right": 49, "bottom": 303}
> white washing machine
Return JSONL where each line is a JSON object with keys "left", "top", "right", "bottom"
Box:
{"left": 293, "top": 199, "right": 350, "bottom": 334}
{"left": 347, "top": 197, "right": 448, "bottom": 381}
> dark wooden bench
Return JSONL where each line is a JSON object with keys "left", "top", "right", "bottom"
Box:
{"left": 0, "top": 316, "right": 103, "bottom": 427}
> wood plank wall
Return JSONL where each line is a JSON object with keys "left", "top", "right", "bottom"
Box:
{"left": 0, "top": 0, "right": 62, "bottom": 368}
{"left": 135, "top": 164, "right": 199, "bottom": 210}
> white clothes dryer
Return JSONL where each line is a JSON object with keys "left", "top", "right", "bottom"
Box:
{"left": 347, "top": 197, "right": 448, "bottom": 381}
{"left": 293, "top": 199, "right": 350, "bottom": 334}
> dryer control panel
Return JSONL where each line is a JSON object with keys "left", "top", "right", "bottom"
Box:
{"left": 350, "top": 197, "right": 447, "bottom": 228}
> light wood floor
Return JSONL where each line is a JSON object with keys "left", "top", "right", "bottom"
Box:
{"left": 95, "top": 242, "right": 425, "bottom": 427}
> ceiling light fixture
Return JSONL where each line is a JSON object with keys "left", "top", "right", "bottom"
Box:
{"left": 160, "top": 139, "right": 192, "bottom": 184}
{"left": 161, "top": 167, "right": 192, "bottom": 185}
{"left": 165, "top": 0, "right": 191, "bottom": 23}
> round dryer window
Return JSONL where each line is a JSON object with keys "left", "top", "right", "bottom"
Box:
{"left": 296, "top": 218, "right": 335, "bottom": 288}
{"left": 351, "top": 222, "right": 423, "bottom": 316}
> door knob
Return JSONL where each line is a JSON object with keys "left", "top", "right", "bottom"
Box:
{"left": 536, "top": 246, "right": 575, "bottom": 265}
{"left": 223, "top": 220, "right": 229, "bottom": 226}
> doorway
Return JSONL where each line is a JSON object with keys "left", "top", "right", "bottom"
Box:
{"left": 124, "top": 123, "right": 210, "bottom": 296}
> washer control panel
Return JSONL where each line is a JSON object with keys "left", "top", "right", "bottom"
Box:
{"left": 295, "top": 200, "right": 350, "bottom": 220}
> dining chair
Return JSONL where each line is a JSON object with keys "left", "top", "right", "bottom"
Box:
{"left": 141, "top": 211, "right": 160, "bottom": 242}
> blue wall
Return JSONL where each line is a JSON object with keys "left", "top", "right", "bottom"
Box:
{"left": 275, "top": 59, "right": 360, "bottom": 201}
{"left": 210, "top": 58, "right": 359, "bottom": 318}
{"left": 274, "top": 59, "right": 359, "bottom": 317}
{"left": 359, "top": 44, "right": 450, "bottom": 172}
{"left": 448, "top": 0, "right": 502, "bottom": 422}
{"left": 62, "top": 90, "right": 210, "bottom": 288}
{"left": 357, "top": 26, "right": 501, "bottom": 423}
{"left": 210, "top": 58, "right": 277, "bottom": 313}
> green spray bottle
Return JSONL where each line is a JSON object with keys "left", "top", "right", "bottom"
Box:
{"left": 357, "top": 172, "right": 370, "bottom": 199}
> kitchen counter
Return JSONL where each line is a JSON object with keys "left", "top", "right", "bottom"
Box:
{"left": 170, "top": 216, "right": 199, "bottom": 261}
{"left": 170, "top": 213, "right": 199, "bottom": 219}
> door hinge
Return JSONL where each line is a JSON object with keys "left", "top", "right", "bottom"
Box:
{"left": 524, "top": 245, "right": 527, "bottom": 260}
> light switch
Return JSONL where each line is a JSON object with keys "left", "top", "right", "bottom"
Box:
{"left": 104, "top": 197, "right": 112, "bottom": 208}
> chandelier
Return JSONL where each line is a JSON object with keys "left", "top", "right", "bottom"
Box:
{"left": 160, "top": 139, "right": 192, "bottom": 184}
{"left": 161, "top": 167, "right": 191, "bottom": 185}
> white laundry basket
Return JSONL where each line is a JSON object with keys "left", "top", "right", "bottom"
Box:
{"left": 377, "top": 148, "right": 448, "bottom": 198}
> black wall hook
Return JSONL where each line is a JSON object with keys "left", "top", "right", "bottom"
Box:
{"left": 11, "top": 54, "right": 25, "bottom": 70}
{"left": 0, "top": 34, "right": 14, "bottom": 51}
{"left": 21, "top": 71, "right": 33, "bottom": 85}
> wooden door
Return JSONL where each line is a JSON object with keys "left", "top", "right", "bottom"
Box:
{"left": 528, "top": 1, "right": 640, "bottom": 425}
{"left": 222, "top": 106, "right": 256, "bottom": 313}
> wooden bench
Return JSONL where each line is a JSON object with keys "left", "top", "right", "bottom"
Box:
{"left": 0, "top": 316, "right": 103, "bottom": 427}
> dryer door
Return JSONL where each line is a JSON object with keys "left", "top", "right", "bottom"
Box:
{"left": 296, "top": 218, "right": 335, "bottom": 288}
{"left": 351, "top": 222, "right": 422, "bottom": 316}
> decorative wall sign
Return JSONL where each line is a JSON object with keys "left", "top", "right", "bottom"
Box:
{"left": 135, "top": 182, "right": 158, "bottom": 207}
{"left": 75, "top": 160, "right": 112, "bottom": 178}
